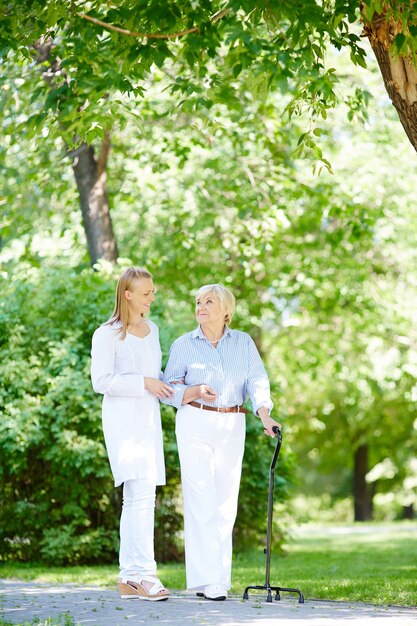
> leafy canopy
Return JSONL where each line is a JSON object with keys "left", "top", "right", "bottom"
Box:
{"left": 0, "top": 0, "right": 370, "bottom": 144}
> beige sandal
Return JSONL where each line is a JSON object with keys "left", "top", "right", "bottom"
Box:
{"left": 118, "top": 575, "right": 170, "bottom": 601}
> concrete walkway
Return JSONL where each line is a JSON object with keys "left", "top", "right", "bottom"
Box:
{"left": 1, "top": 580, "right": 416, "bottom": 626}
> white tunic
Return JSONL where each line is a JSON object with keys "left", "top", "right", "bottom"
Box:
{"left": 91, "top": 320, "right": 166, "bottom": 487}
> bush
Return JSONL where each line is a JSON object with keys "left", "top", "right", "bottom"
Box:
{"left": 0, "top": 264, "right": 118, "bottom": 563}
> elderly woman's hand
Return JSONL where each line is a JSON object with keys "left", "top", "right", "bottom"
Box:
{"left": 261, "top": 416, "right": 281, "bottom": 437}
{"left": 258, "top": 407, "right": 281, "bottom": 438}
{"left": 199, "top": 385, "right": 218, "bottom": 403}
{"left": 182, "top": 384, "right": 218, "bottom": 405}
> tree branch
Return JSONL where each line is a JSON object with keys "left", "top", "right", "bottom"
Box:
{"left": 79, "top": 8, "right": 231, "bottom": 40}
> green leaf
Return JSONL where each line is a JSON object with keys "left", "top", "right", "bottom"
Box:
{"left": 233, "top": 63, "right": 242, "bottom": 77}
{"left": 394, "top": 33, "right": 407, "bottom": 54}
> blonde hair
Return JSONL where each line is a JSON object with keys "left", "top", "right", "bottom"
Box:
{"left": 108, "top": 267, "right": 153, "bottom": 339}
{"left": 196, "top": 283, "right": 235, "bottom": 324}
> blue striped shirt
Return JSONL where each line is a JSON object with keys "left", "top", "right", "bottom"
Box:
{"left": 162, "top": 326, "right": 273, "bottom": 414}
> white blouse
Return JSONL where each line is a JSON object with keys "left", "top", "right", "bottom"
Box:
{"left": 91, "top": 320, "right": 165, "bottom": 487}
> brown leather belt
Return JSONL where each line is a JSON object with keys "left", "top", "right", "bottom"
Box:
{"left": 189, "top": 401, "right": 249, "bottom": 414}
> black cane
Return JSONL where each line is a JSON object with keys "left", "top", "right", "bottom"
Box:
{"left": 264, "top": 425, "right": 282, "bottom": 591}
{"left": 243, "top": 425, "right": 304, "bottom": 603}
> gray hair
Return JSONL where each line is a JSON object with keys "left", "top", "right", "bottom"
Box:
{"left": 196, "top": 284, "right": 236, "bottom": 324}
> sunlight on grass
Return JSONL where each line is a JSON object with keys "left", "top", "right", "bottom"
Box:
{"left": 231, "top": 523, "right": 417, "bottom": 605}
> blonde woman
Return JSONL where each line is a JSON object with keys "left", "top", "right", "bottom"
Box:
{"left": 162, "top": 284, "right": 280, "bottom": 601}
{"left": 91, "top": 267, "right": 173, "bottom": 601}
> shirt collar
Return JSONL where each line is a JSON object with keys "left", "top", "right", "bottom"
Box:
{"left": 191, "top": 326, "right": 231, "bottom": 340}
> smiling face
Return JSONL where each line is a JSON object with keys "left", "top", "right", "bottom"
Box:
{"left": 125, "top": 277, "right": 155, "bottom": 317}
{"left": 195, "top": 290, "right": 226, "bottom": 327}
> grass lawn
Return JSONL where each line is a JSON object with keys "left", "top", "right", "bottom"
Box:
{"left": 233, "top": 522, "right": 417, "bottom": 607}
{"left": 1, "top": 522, "right": 416, "bottom": 608}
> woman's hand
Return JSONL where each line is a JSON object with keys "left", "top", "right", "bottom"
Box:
{"left": 144, "top": 377, "right": 174, "bottom": 399}
{"left": 199, "top": 385, "right": 217, "bottom": 403}
{"left": 260, "top": 415, "right": 281, "bottom": 437}
{"left": 258, "top": 407, "right": 281, "bottom": 437}
{"left": 182, "top": 384, "right": 217, "bottom": 405}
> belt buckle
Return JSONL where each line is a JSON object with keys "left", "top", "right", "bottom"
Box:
{"left": 217, "top": 406, "right": 221, "bottom": 413}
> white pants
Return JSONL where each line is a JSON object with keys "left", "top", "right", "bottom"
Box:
{"left": 119, "top": 479, "right": 157, "bottom": 579}
{"left": 176, "top": 404, "right": 246, "bottom": 591}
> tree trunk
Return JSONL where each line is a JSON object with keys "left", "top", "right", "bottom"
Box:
{"left": 33, "top": 38, "right": 118, "bottom": 265}
{"left": 70, "top": 134, "right": 118, "bottom": 265}
{"left": 362, "top": 7, "right": 417, "bottom": 152}
{"left": 353, "top": 444, "right": 373, "bottom": 521}
{"left": 402, "top": 504, "right": 414, "bottom": 519}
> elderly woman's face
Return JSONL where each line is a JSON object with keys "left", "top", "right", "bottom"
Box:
{"left": 195, "top": 291, "right": 226, "bottom": 326}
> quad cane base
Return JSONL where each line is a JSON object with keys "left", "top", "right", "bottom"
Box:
{"left": 243, "top": 583, "right": 304, "bottom": 604}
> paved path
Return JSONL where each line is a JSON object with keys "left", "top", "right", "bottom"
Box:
{"left": 1, "top": 580, "right": 416, "bottom": 626}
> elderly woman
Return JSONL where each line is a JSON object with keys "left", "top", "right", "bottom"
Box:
{"left": 162, "top": 283, "right": 280, "bottom": 601}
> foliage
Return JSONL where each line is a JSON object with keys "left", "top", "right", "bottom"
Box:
{"left": 0, "top": 264, "right": 118, "bottom": 563}
{"left": 265, "top": 62, "right": 417, "bottom": 509}
{"left": 0, "top": 0, "right": 381, "bottom": 157}
{"left": 0, "top": 57, "right": 85, "bottom": 266}
{"left": 2, "top": 1, "right": 417, "bottom": 153}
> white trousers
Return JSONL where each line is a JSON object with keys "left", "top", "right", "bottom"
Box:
{"left": 119, "top": 478, "right": 157, "bottom": 579}
{"left": 176, "top": 404, "right": 246, "bottom": 590}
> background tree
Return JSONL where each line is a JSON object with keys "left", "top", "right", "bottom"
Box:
{"left": 362, "top": 1, "right": 417, "bottom": 150}
{"left": 3, "top": 0, "right": 417, "bottom": 266}
{"left": 269, "top": 52, "right": 417, "bottom": 521}
{"left": 2, "top": 1, "right": 417, "bottom": 152}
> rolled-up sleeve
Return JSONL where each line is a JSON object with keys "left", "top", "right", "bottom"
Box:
{"left": 161, "top": 340, "right": 188, "bottom": 409}
{"left": 246, "top": 337, "right": 273, "bottom": 414}
{"left": 91, "top": 326, "right": 145, "bottom": 397}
